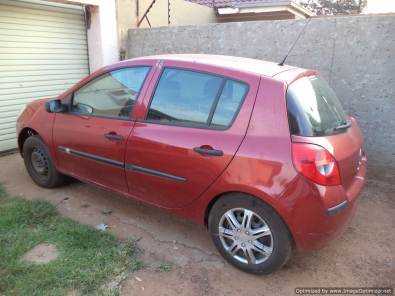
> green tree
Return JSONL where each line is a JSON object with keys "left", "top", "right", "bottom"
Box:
{"left": 299, "top": 0, "right": 367, "bottom": 15}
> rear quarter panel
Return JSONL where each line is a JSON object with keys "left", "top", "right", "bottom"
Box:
{"left": 174, "top": 76, "right": 300, "bottom": 227}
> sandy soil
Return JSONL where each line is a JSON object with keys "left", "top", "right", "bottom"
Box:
{"left": 22, "top": 243, "right": 59, "bottom": 264}
{"left": 0, "top": 153, "right": 393, "bottom": 295}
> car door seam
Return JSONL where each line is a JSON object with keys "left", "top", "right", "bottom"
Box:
{"left": 172, "top": 76, "right": 262, "bottom": 210}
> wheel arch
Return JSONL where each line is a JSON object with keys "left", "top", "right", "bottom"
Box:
{"left": 18, "top": 127, "right": 39, "bottom": 155}
{"left": 203, "top": 190, "right": 296, "bottom": 248}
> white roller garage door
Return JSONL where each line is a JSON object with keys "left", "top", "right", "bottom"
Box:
{"left": 0, "top": 0, "right": 89, "bottom": 152}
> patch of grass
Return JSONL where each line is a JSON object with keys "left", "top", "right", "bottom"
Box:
{"left": 0, "top": 185, "right": 143, "bottom": 296}
{"left": 157, "top": 262, "right": 173, "bottom": 272}
{"left": 0, "top": 183, "right": 6, "bottom": 199}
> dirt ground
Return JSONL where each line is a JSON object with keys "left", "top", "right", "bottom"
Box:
{"left": 0, "top": 153, "right": 393, "bottom": 295}
{"left": 21, "top": 243, "right": 59, "bottom": 264}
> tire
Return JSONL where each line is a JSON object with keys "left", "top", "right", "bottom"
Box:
{"left": 208, "top": 193, "right": 292, "bottom": 275}
{"left": 22, "top": 135, "right": 65, "bottom": 188}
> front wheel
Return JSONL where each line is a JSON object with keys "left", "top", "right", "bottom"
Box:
{"left": 23, "top": 135, "right": 65, "bottom": 188}
{"left": 208, "top": 193, "right": 292, "bottom": 274}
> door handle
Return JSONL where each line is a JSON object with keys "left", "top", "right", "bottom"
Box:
{"left": 193, "top": 146, "right": 223, "bottom": 157}
{"left": 104, "top": 132, "right": 123, "bottom": 142}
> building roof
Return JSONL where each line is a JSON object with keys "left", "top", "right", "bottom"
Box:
{"left": 187, "top": 0, "right": 296, "bottom": 8}
{"left": 186, "top": 0, "right": 314, "bottom": 18}
{"left": 129, "top": 54, "right": 300, "bottom": 78}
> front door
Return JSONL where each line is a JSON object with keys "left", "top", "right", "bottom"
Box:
{"left": 125, "top": 62, "right": 260, "bottom": 208}
{"left": 53, "top": 66, "right": 151, "bottom": 192}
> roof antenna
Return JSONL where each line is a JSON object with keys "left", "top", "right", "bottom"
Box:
{"left": 279, "top": 18, "right": 311, "bottom": 66}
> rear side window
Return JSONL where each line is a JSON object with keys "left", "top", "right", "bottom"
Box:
{"left": 147, "top": 68, "right": 248, "bottom": 128}
{"left": 211, "top": 80, "right": 248, "bottom": 127}
{"left": 286, "top": 76, "right": 348, "bottom": 136}
{"left": 147, "top": 68, "right": 223, "bottom": 125}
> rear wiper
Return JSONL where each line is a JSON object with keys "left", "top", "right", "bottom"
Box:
{"left": 334, "top": 120, "right": 351, "bottom": 131}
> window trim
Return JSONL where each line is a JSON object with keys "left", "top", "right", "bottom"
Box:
{"left": 285, "top": 75, "right": 349, "bottom": 137}
{"left": 210, "top": 79, "right": 249, "bottom": 129}
{"left": 68, "top": 65, "right": 152, "bottom": 121}
{"left": 143, "top": 66, "right": 250, "bottom": 131}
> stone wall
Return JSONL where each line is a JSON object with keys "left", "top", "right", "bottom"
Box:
{"left": 127, "top": 14, "right": 395, "bottom": 181}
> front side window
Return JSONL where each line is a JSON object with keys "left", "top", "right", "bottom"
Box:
{"left": 72, "top": 67, "right": 150, "bottom": 118}
{"left": 286, "top": 76, "right": 348, "bottom": 136}
{"left": 147, "top": 68, "right": 248, "bottom": 128}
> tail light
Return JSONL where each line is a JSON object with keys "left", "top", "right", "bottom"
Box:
{"left": 292, "top": 143, "right": 341, "bottom": 186}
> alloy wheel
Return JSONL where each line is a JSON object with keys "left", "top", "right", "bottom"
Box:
{"left": 218, "top": 208, "right": 273, "bottom": 265}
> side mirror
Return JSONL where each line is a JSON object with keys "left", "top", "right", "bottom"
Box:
{"left": 45, "top": 99, "right": 67, "bottom": 113}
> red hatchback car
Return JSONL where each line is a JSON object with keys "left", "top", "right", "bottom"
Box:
{"left": 17, "top": 54, "right": 367, "bottom": 274}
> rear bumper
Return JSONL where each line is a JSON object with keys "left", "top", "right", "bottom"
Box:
{"left": 291, "top": 155, "right": 367, "bottom": 251}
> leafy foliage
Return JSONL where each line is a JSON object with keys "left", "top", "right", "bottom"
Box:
{"left": 298, "top": 0, "right": 367, "bottom": 15}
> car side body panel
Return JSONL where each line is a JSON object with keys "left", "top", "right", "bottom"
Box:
{"left": 171, "top": 72, "right": 367, "bottom": 252}
{"left": 124, "top": 59, "right": 261, "bottom": 208}
{"left": 171, "top": 76, "right": 295, "bottom": 223}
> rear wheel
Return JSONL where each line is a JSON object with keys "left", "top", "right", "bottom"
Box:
{"left": 23, "top": 135, "right": 65, "bottom": 188}
{"left": 208, "top": 193, "right": 292, "bottom": 274}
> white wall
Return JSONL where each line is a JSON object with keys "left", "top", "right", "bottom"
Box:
{"left": 95, "top": 0, "right": 119, "bottom": 69}
{"left": 363, "top": 0, "right": 395, "bottom": 14}
{"left": 86, "top": 5, "right": 103, "bottom": 71}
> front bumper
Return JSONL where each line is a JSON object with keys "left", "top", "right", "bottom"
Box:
{"left": 290, "top": 155, "right": 367, "bottom": 251}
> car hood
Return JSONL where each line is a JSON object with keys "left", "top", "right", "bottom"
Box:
{"left": 27, "top": 97, "right": 53, "bottom": 111}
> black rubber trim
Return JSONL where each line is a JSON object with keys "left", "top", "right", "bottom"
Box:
{"left": 326, "top": 200, "right": 348, "bottom": 216}
{"left": 57, "top": 146, "right": 186, "bottom": 182}
{"left": 125, "top": 163, "right": 186, "bottom": 182}
{"left": 58, "top": 146, "right": 123, "bottom": 168}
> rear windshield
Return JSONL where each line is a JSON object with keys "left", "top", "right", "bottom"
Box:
{"left": 286, "top": 76, "right": 348, "bottom": 137}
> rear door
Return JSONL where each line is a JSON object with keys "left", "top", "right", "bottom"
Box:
{"left": 125, "top": 60, "right": 260, "bottom": 208}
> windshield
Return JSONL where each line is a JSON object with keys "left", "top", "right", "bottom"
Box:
{"left": 286, "top": 76, "right": 348, "bottom": 137}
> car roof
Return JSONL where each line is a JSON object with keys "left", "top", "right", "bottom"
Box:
{"left": 119, "top": 54, "right": 303, "bottom": 78}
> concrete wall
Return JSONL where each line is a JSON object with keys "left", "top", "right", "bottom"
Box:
{"left": 126, "top": 14, "right": 395, "bottom": 181}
